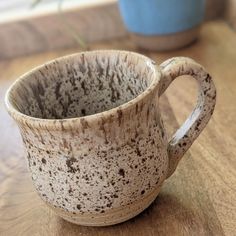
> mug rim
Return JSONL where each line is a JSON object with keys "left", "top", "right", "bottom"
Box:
{"left": 5, "top": 50, "right": 162, "bottom": 130}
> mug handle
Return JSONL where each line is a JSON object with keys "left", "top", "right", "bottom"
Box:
{"left": 159, "top": 57, "right": 216, "bottom": 178}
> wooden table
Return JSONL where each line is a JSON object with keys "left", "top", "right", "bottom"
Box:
{"left": 0, "top": 21, "right": 235, "bottom": 236}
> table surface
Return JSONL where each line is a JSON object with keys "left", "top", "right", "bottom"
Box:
{"left": 0, "top": 21, "right": 235, "bottom": 236}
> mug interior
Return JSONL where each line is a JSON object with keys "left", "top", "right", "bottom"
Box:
{"left": 7, "top": 51, "right": 156, "bottom": 119}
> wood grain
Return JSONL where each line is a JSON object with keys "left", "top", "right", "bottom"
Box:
{"left": 0, "top": 20, "right": 235, "bottom": 236}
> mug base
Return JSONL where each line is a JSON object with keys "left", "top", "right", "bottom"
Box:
{"left": 131, "top": 26, "right": 200, "bottom": 51}
{"left": 47, "top": 185, "right": 162, "bottom": 226}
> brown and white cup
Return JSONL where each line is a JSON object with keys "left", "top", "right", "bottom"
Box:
{"left": 5, "top": 50, "right": 216, "bottom": 226}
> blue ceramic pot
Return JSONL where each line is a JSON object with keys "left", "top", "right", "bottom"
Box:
{"left": 118, "top": 0, "right": 205, "bottom": 50}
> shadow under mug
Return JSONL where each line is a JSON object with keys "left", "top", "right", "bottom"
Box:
{"left": 5, "top": 50, "right": 216, "bottom": 226}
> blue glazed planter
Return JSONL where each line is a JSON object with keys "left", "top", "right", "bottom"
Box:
{"left": 118, "top": 0, "right": 205, "bottom": 51}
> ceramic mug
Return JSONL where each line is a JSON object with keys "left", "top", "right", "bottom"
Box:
{"left": 5, "top": 51, "right": 216, "bottom": 226}
{"left": 118, "top": 0, "right": 205, "bottom": 50}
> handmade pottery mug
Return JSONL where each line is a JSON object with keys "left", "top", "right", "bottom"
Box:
{"left": 5, "top": 50, "right": 216, "bottom": 226}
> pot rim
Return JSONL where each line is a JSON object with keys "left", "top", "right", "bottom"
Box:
{"left": 5, "top": 50, "right": 161, "bottom": 131}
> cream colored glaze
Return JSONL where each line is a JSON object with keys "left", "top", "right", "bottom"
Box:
{"left": 5, "top": 51, "right": 216, "bottom": 226}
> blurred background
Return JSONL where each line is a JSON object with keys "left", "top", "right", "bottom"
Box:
{"left": 0, "top": 0, "right": 234, "bottom": 59}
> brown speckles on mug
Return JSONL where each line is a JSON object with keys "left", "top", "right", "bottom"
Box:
{"left": 66, "top": 157, "right": 78, "bottom": 173}
{"left": 118, "top": 168, "right": 125, "bottom": 178}
{"left": 5, "top": 51, "right": 216, "bottom": 226}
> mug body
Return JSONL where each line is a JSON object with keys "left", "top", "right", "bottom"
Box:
{"left": 118, "top": 0, "right": 205, "bottom": 50}
{"left": 5, "top": 51, "right": 168, "bottom": 226}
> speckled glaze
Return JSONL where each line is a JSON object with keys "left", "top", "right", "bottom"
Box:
{"left": 5, "top": 51, "right": 216, "bottom": 226}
